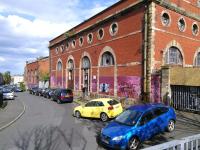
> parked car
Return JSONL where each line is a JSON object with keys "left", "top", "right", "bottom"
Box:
{"left": 100, "top": 103, "right": 176, "bottom": 150}
{"left": 51, "top": 88, "right": 73, "bottom": 104}
{"left": 43, "top": 88, "right": 51, "bottom": 98}
{"left": 35, "top": 88, "right": 46, "bottom": 96}
{"left": 74, "top": 98, "right": 123, "bottom": 122}
{"left": 14, "top": 87, "right": 23, "bottom": 92}
{"left": 48, "top": 88, "right": 56, "bottom": 99}
{"left": 3, "top": 88, "right": 15, "bottom": 100}
{"left": 29, "top": 87, "right": 38, "bottom": 95}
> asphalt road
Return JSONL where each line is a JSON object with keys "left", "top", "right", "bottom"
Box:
{"left": 0, "top": 92, "right": 199, "bottom": 150}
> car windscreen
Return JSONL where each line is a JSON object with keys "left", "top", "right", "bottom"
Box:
{"left": 115, "top": 109, "right": 142, "bottom": 126}
{"left": 107, "top": 99, "right": 119, "bottom": 105}
{"left": 3, "top": 89, "right": 12, "bottom": 93}
{"left": 61, "top": 89, "right": 72, "bottom": 96}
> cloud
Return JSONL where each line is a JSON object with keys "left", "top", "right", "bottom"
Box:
{"left": 0, "top": 57, "right": 5, "bottom": 62}
{"left": 0, "top": 0, "right": 119, "bottom": 75}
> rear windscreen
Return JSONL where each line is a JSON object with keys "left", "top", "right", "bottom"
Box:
{"left": 107, "top": 99, "right": 119, "bottom": 105}
{"left": 61, "top": 89, "right": 72, "bottom": 94}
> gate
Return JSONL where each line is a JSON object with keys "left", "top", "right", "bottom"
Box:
{"left": 171, "top": 85, "right": 200, "bottom": 112}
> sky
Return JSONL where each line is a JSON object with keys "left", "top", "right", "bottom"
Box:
{"left": 0, "top": 0, "right": 119, "bottom": 75}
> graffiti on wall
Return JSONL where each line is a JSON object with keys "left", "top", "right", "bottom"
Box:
{"left": 50, "top": 75, "right": 56, "bottom": 87}
{"left": 99, "top": 77, "right": 114, "bottom": 95}
{"left": 75, "top": 76, "right": 79, "bottom": 90}
{"left": 117, "top": 76, "right": 141, "bottom": 99}
{"left": 92, "top": 78, "right": 97, "bottom": 92}
{"left": 151, "top": 75, "right": 161, "bottom": 103}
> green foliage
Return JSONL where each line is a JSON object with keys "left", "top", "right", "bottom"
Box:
{"left": 3, "top": 71, "right": 11, "bottom": 84}
{"left": 65, "top": 30, "right": 76, "bottom": 38}
{"left": 19, "top": 82, "right": 26, "bottom": 91}
{"left": 40, "top": 72, "right": 50, "bottom": 82}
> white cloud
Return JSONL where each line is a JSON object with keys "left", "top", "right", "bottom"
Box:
{"left": 0, "top": 57, "right": 5, "bottom": 62}
{"left": 0, "top": 0, "right": 119, "bottom": 74}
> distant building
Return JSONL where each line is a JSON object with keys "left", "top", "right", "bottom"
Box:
{"left": 49, "top": 0, "right": 200, "bottom": 104}
{"left": 11, "top": 75, "right": 24, "bottom": 85}
{"left": 24, "top": 56, "right": 49, "bottom": 88}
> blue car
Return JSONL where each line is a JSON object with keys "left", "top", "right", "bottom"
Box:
{"left": 100, "top": 103, "right": 176, "bottom": 150}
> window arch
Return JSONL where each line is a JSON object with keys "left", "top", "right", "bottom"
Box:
{"left": 68, "top": 59, "right": 74, "bottom": 70}
{"left": 165, "top": 46, "right": 183, "bottom": 65}
{"left": 195, "top": 52, "right": 200, "bottom": 66}
{"left": 57, "top": 61, "right": 62, "bottom": 71}
{"left": 82, "top": 56, "right": 90, "bottom": 69}
{"left": 101, "top": 52, "right": 115, "bottom": 66}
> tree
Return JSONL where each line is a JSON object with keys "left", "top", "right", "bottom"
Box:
{"left": 40, "top": 72, "right": 50, "bottom": 82}
{"left": 3, "top": 71, "right": 11, "bottom": 84}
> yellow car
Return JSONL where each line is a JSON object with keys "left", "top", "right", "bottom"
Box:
{"left": 74, "top": 98, "right": 123, "bottom": 122}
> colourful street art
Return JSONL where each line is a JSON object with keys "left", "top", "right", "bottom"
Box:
{"left": 75, "top": 76, "right": 79, "bottom": 90}
{"left": 50, "top": 75, "right": 56, "bottom": 87}
{"left": 151, "top": 75, "right": 161, "bottom": 103}
{"left": 99, "top": 76, "right": 114, "bottom": 95}
{"left": 92, "top": 78, "right": 97, "bottom": 92}
{"left": 117, "top": 76, "right": 141, "bottom": 99}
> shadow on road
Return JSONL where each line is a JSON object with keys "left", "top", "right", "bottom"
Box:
{"left": 13, "top": 126, "right": 88, "bottom": 150}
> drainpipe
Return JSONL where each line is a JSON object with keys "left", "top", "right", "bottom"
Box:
{"left": 144, "top": 1, "right": 154, "bottom": 102}
{"left": 143, "top": 6, "right": 148, "bottom": 102}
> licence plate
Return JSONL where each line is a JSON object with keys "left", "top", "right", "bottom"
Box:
{"left": 65, "top": 95, "right": 69, "bottom": 98}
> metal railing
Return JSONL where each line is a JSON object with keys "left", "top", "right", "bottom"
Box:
{"left": 142, "top": 134, "right": 200, "bottom": 150}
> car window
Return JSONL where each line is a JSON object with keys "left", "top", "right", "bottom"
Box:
{"left": 95, "top": 101, "right": 104, "bottom": 107}
{"left": 153, "top": 107, "right": 169, "bottom": 117}
{"left": 115, "top": 109, "right": 142, "bottom": 126}
{"left": 140, "top": 111, "right": 154, "bottom": 125}
{"left": 107, "top": 99, "right": 119, "bottom": 105}
{"left": 85, "top": 101, "right": 96, "bottom": 107}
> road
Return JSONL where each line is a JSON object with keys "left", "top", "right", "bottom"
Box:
{"left": 0, "top": 92, "right": 199, "bottom": 150}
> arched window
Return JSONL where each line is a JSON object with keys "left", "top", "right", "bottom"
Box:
{"left": 68, "top": 59, "right": 74, "bottom": 70}
{"left": 101, "top": 52, "right": 115, "bottom": 66}
{"left": 82, "top": 57, "right": 90, "bottom": 69}
{"left": 57, "top": 61, "right": 62, "bottom": 71}
{"left": 165, "top": 46, "right": 183, "bottom": 65}
{"left": 195, "top": 52, "right": 200, "bottom": 66}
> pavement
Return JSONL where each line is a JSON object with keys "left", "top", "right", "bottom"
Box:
{"left": 0, "top": 97, "right": 25, "bottom": 131}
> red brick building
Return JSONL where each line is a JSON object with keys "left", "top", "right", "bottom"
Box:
{"left": 24, "top": 56, "right": 49, "bottom": 88}
{"left": 49, "top": 0, "right": 200, "bottom": 103}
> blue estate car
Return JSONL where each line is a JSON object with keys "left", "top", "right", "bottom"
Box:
{"left": 100, "top": 103, "right": 176, "bottom": 150}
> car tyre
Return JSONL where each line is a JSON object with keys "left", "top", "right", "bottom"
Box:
{"left": 75, "top": 111, "right": 81, "bottom": 118}
{"left": 167, "top": 120, "right": 175, "bottom": 132}
{"left": 100, "top": 113, "right": 108, "bottom": 122}
{"left": 57, "top": 99, "right": 61, "bottom": 104}
{"left": 128, "top": 137, "right": 140, "bottom": 150}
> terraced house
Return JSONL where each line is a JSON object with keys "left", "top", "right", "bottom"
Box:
{"left": 49, "top": 0, "right": 200, "bottom": 106}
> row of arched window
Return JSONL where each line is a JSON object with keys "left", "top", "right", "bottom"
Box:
{"left": 55, "top": 22, "right": 119, "bottom": 54}
{"left": 56, "top": 46, "right": 200, "bottom": 71}
{"left": 165, "top": 46, "right": 200, "bottom": 66}
{"left": 56, "top": 51, "right": 115, "bottom": 71}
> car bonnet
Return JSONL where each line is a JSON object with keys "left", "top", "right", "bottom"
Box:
{"left": 102, "top": 121, "right": 133, "bottom": 138}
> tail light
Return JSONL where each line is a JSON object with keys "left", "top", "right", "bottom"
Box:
{"left": 60, "top": 95, "right": 65, "bottom": 100}
{"left": 108, "top": 106, "right": 114, "bottom": 110}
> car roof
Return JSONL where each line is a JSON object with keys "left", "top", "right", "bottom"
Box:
{"left": 127, "top": 103, "right": 166, "bottom": 112}
{"left": 90, "top": 98, "right": 113, "bottom": 102}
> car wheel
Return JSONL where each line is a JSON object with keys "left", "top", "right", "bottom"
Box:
{"left": 100, "top": 113, "right": 108, "bottom": 122}
{"left": 128, "top": 137, "right": 140, "bottom": 150}
{"left": 57, "top": 99, "right": 61, "bottom": 104}
{"left": 75, "top": 111, "right": 81, "bottom": 118}
{"left": 167, "top": 120, "right": 175, "bottom": 132}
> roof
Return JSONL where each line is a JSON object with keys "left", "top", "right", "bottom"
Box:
{"left": 90, "top": 98, "right": 112, "bottom": 102}
{"left": 128, "top": 103, "right": 165, "bottom": 112}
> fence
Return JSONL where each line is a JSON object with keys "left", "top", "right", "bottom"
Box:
{"left": 142, "top": 134, "right": 200, "bottom": 150}
{"left": 171, "top": 85, "right": 200, "bottom": 112}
